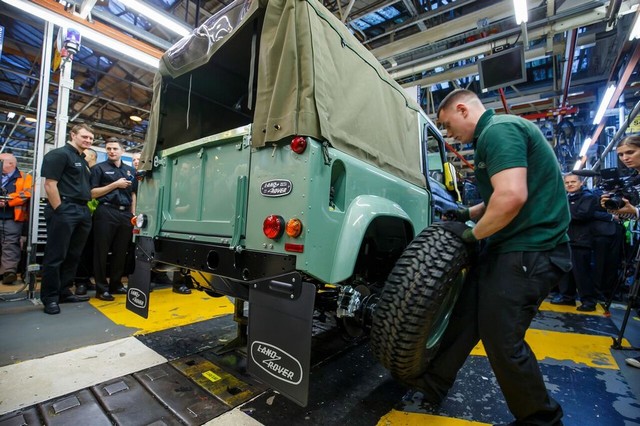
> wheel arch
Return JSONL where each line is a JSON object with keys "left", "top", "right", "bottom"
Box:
{"left": 328, "top": 195, "right": 415, "bottom": 284}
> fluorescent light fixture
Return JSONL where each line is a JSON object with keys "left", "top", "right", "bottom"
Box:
{"left": 1, "top": 0, "right": 160, "bottom": 69}
{"left": 592, "top": 84, "right": 616, "bottom": 125}
{"left": 573, "top": 159, "right": 583, "bottom": 171}
{"left": 630, "top": 13, "right": 640, "bottom": 41}
{"left": 513, "top": 0, "right": 528, "bottom": 24}
{"left": 578, "top": 137, "right": 592, "bottom": 157}
{"left": 24, "top": 116, "right": 37, "bottom": 123}
{"left": 127, "top": 0, "right": 191, "bottom": 37}
{"left": 129, "top": 115, "right": 142, "bottom": 122}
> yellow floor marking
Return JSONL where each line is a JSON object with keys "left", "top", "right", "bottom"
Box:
{"left": 470, "top": 328, "right": 627, "bottom": 369}
{"left": 90, "top": 288, "right": 234, "bottom": 335}
{"left": 378, "top": 410, "right": 491, "bottom": 425}
{"left": 539, "top": 300, "right": 607, "bottom": 314}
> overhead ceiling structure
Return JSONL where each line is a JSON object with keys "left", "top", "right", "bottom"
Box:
{"left": 0, "top": 0, "right": 638, "bottom": 173}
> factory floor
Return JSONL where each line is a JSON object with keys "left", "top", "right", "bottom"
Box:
{"left": 0, "top": 278, "right": 639, "bottom": 426}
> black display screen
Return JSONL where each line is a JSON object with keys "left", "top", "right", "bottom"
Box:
{"left": 478, "top": 45, "right": 527, "bottom": 92}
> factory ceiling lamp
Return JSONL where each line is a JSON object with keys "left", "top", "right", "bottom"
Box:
{"left": 1, "top": 0, "right": 161, "bottom": 69}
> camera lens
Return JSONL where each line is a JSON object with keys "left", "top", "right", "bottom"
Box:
{"left": 603, "top": 196, "right": 625, "bottom": 210}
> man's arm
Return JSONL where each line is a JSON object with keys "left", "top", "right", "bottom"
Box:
{"left": 44, "top": 179, "right": 62, "bottom": 210}
{"left": 91, "top": 178, "right": 131, "bottom": 199}
{"left": 468, "top": 202, "right": 486, "bottom": 221}
{"left": 471, "top": 167, "right": 527, "bottom": 240}
{"left": 130, "top": 192, "right": 136, "bottom": 215}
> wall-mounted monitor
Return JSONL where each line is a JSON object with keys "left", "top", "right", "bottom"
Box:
{"left": 478, "top": 45, "right": 527, "bottom": 92}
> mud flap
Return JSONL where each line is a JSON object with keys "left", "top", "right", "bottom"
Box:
{"left": 126, "top": 236, "right": 153, "bottom": 318}
{"left": 247, "top": 274, "right": 315, "bottom": 407}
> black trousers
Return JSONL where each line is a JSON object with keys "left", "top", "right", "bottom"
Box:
{"left": 593, "top": 228, "right": 624, "bottom": 298}
{"left": 74, "top": 227, "right": 94, "bottom": 284}
{"left": 41, "top": 203, "right": 92, "bottom": 304}
{"left": 419, "top": 244, "right": 570, "bottom": 425}
{"left": 92, "top": 206, "right": 133, "bottom": 293}
{"left": 558, "top": 245, "right": 596, "bottom": 305}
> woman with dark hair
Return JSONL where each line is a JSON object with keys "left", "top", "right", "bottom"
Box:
{"left": 600, "top": 134, "right": 640, "bottom": 369}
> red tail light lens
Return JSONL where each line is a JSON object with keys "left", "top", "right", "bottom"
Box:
{"left": 291, "top": 136, "right": 307, "bottom": 154}
{"left": 263, "top": 215, "right": 285, "bottom": 239}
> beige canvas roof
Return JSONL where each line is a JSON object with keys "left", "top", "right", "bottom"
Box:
{"left": 142, "top": 0, "right": 426, "bottom": 188}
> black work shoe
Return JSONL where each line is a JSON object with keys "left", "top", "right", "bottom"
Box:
{"left": 550, "top": 296, "right": 576, "bottom": 306}
{"left": 44, "top": 302, "right": 60, "bottom": 315}
{"left": 75, "top": 284, "right": 88, "bottom": 295}
{"left": 577, "top": 304, "right": 596, "bottom": 312}
{"left": 60, "top": 294, "right": 90, "bottom": 303}
{"left": 173, "top": 284, "right": 191, "bottom": 295}
{"left": 95, "top": 292, "right": 115, "bottom": 301}
{"left": 2, "top": 272, "right": 17, "bottom": 284}
{"left": 110, "top": 286, "right": 128, "bottom": 295}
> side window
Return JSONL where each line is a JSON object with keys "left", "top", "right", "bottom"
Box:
{"left": 425, "top": 126, "right": 445, "bottom": 186}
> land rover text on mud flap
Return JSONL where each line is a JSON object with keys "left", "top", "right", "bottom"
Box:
{"left": 127, "top": 0, "right": 470, "bottom": 407}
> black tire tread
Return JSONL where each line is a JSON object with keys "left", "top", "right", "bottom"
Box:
{"left": 370, "top": 225, "right": 469, "bottom": 380}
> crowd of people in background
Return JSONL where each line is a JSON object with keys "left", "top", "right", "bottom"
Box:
{"left": 0, "top": 124, "right": 190, "bottom": 315}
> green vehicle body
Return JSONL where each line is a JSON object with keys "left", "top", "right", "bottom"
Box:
{"left": 128, "top": 0, "right": 461, "bottom": 406}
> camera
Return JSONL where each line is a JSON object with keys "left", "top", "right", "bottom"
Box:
{"left": 597, "top": 168, "right": 640, "bottom": 210}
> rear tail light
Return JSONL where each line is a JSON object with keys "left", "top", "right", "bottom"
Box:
{"left": 132, "top": 213, "right": 147, "bottom": 229}
{"left": 285, "top": 218, "right": 303, "bottom": 237}
{"left": 263, "top": 215, "right": 285, "bottom": 239}
{"left": 290, "top": 136, "right": 307, "bottom": 154}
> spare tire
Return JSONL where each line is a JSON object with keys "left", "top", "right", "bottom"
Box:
{"left": 370, "top": 224, "right": 471, "bottom": 380}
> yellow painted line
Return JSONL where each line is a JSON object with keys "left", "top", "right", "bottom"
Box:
{"left": 539, "top": 300, "right": 607, "bottom": 315}
{"left": 470, "top": 328, "right": 628, "bottom": 369}
{"left": 378, "top": 410, "right": 491, "bottom": 425}
{"left": 90, "top": 288, "right": 235, "bottom": 335}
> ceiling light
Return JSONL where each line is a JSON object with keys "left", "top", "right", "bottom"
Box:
{"left": 573, "top": 159, "right": 583, "bottom": 171}
{"left": 127, "top": 0, "right": 191, "bottom": 37}
{"left": 513, "top": 0, "right": 528, "bottom": 24}
{"left": 578, "top": 137, "right": 592, "bottom": 157}
{"left": 592, "top": 84, "right": 616, "bottom": 125}
{"left": 1, "top": 0, "right": 160, "bottom": 69}
{"left": 24, "top": 116, "right": 37, "bottom": 123}
{"left": 630, "top": 13, "right": 640, "bottom": 40}
{"left": 129, "top": 115, "right": 142, "bottom": 122}
{"left": 7, "top": 112, "right": 15, "bottom": 119}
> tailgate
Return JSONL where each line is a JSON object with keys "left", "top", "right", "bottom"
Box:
{"left": 159, "top": 128, "right": 251, "bottom": 242}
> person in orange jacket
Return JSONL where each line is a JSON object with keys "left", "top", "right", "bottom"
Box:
{"left": 0, "top": 153, "right": 32, "bottom": 284}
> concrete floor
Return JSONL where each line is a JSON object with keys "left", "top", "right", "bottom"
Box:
{"left": 0, "top": 279, "right": 639, "bottom": 425}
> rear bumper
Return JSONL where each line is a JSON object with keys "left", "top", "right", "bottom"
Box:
{"left": 151, "top": 237, "right": 297, "bottom": 283}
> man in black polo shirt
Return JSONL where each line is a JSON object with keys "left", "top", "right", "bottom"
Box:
{"left": 40, "top": 123, "right": 94, "bottom": 315}
{"left": 91, "top": 138, "right": 137, "bottom": 301}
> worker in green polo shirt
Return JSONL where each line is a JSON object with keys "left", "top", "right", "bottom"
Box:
{"left": 412, "top": 89, "right": 571, "bottom": 426}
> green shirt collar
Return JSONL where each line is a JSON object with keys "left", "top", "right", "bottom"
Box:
{"left": 473, "top": 109, "right": 496, "bottom": 143}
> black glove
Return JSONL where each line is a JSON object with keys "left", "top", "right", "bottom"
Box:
{"left": 443, "top": 207, "right": 470, "bottom": 223}
{"left": 434, "top": 221, "right": 477, "bottom": 244}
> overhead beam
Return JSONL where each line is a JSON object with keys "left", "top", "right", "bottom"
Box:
{"left": 30, "top": 0, "right": 164, "bottom": 58}
{"left": 392, "top": 5, "right": 608, "bottom": 82}
{"left": 371, "top": 0, "right": 515, "bottom": 61}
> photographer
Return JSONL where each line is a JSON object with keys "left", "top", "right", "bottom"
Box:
{"left": 600, "top": 135, "right": 640, "bottom": 369}
{"left": 601, "top": 135, "right": 640, "bottom": 220}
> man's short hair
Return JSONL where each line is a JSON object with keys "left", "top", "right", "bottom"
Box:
{"left": 563, "top": 172, "right": 583, "bottom": 182}
{"left": 105, "top": 137, "right": 124, "bottom": 149}
{"left": 70, "top": 123, "right": 93, "bottom": 136}
{"left": 437, "top": 89, "right": 480, "bottom": 118}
